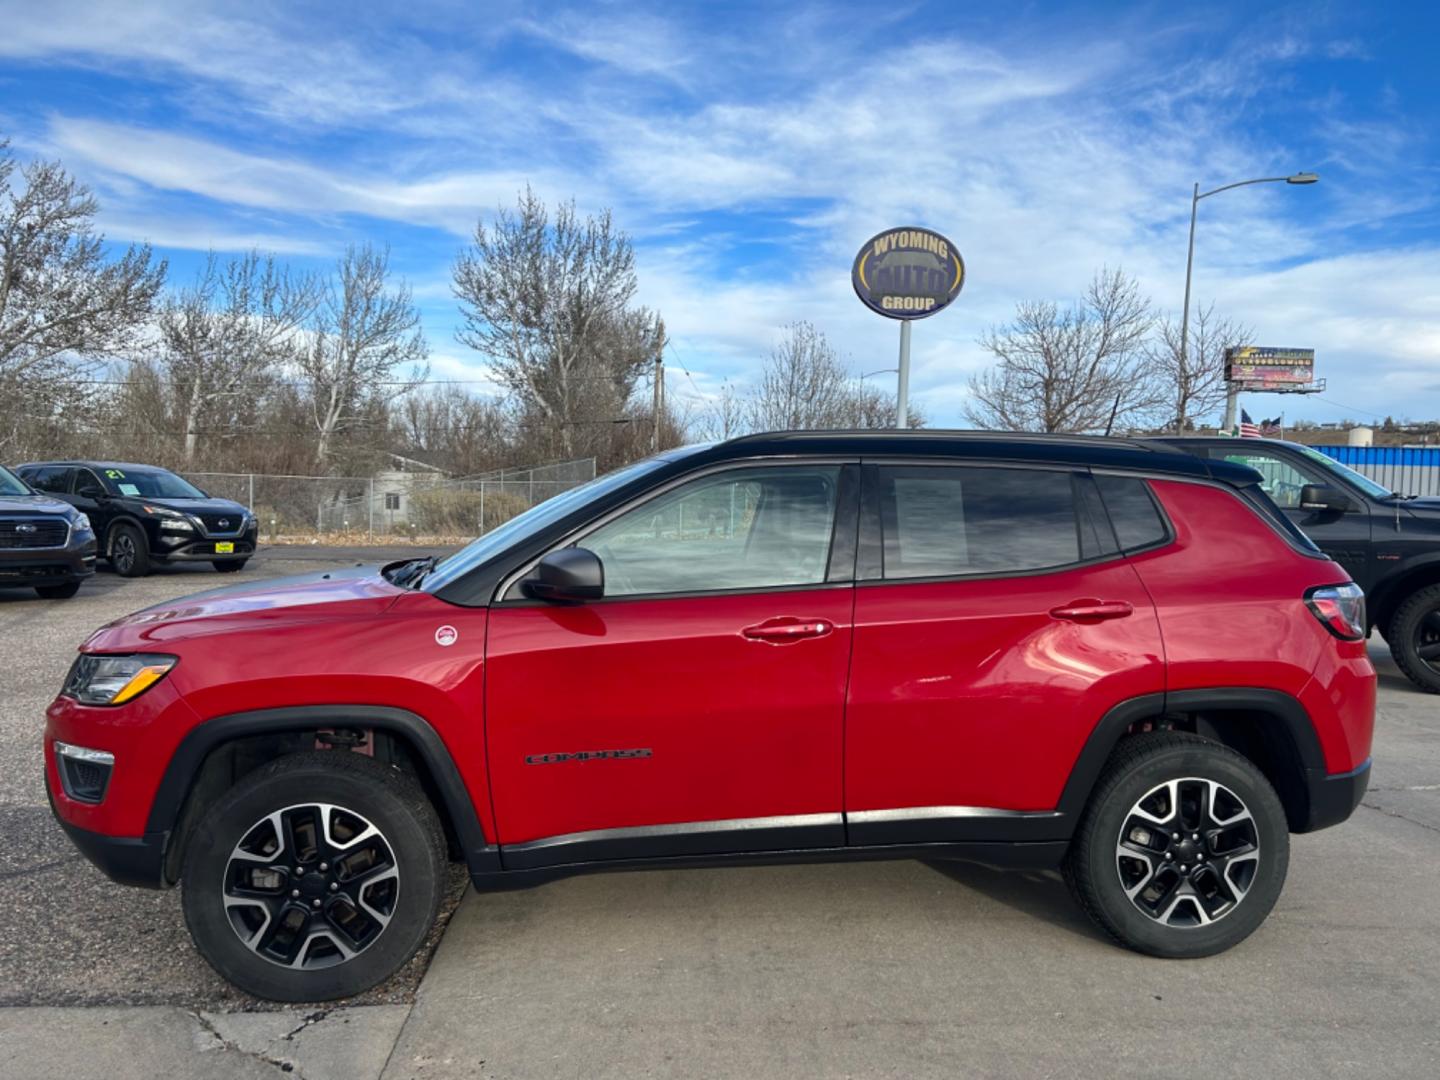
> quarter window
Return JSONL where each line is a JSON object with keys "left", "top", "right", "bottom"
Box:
{"left": 27, "top": 467, "right": 73, "bottom": 494}
{"left": 879, "top": 466, "right": 1082, "bottom": 579}
{"left": 1093, "top": 475, "right": 1169, "bottom": 551}
{"left": 582, "top": 466, "right": 842, "bottom": 597}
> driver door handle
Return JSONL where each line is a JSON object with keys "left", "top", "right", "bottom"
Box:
{"left": 1049, "top": 600, "right": 1134, "bottom": 622}
{"left": 742, "top": 619, "right": 834, "bottom": 643}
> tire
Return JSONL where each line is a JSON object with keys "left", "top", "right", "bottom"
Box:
{"left": 213, "top": 559, "right": 248, "bottom": 573}
{"left": 181, "top": 751, "right": 447, "bottom": 1002}
{"left": 1387, "top": 584, "right": 1440, "bottom": 694}
{"left": 1063, "top": 732, "right": 1289, "bottom": 958}
{"left": 109, "top": 524, "right": 150, "bottom": 577}
{"left": 35, "top": 581, "right": 81, "bottom": 599}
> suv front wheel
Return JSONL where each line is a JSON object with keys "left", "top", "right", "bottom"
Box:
{"left": 1064, "top": 732, "right": 1290, "bottom": 958}
{"left": 181, "top": 751, "right": 446, "bottom": 1002}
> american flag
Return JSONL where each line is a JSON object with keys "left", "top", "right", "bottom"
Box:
{"left": 1238, "top": 410, "right": 1282, "bottom": 438}
{"left": 1239, "top": 409, "right": 1261, "bottom": 438}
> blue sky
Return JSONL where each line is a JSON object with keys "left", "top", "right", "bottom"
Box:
{"left": 2, "top": 0, "right": 1437, "bottom": 428}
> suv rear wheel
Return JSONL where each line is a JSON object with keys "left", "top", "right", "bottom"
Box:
{"left": 1387, "top": 583, "right": 1440, "bottom": 694}
{"left": 1064, "top": 732, "right": 1289, "bottom": 958}
{"left": 181, "top": 751, "right": 446, "bottom": 1002}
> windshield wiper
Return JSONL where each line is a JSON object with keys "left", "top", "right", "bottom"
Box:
{"left": 383, "top": 555, "right": 435, "bottom": 587}
{"left": 397, "top": 555, "right": 438, "bottom": 588}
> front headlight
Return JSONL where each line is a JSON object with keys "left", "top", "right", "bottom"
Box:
{"left": 159, "top": 517, "right": 196, "bottom": 532}
{"left": 73, "top": 513, "right": 92, "bottom": 533}
{"left": 62, "top": 654, "right": 177, "bottom": 706}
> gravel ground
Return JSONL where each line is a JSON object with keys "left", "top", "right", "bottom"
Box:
{"left": 0, "top": 545, "right": 464, "bottom": 1009}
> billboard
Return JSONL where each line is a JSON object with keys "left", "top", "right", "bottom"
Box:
{"left": 1224, "top": 346, "right": 1315, "bottom": 390}
{"left": 852, "top": 227, "right": 965, "bottom": 320}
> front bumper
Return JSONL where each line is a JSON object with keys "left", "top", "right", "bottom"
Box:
{"left": 152, "top": 534, "right": 256, "bottom": 563}
{"left": 47, "top": 784, "right": 168, "bottom": 887}
{"left": 0, "top": 536, "right": 97, "bottom": 587}
{"left": 1300, "top": 758, "right": 1371, "bottom": 832}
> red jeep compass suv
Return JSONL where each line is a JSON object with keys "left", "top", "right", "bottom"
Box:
{"left": 45, "top": 432, "right": 1375, "bottom": 1001}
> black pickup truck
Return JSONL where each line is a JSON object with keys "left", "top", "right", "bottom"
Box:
{"left": 1151, "top": 436, "right": 1440, "bottom": 692}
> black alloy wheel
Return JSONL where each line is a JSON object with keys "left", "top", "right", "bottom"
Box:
{"left": 110, "top": 524, "right": 149, "bottom": 577}
{"left": 222, "top": 802, "right": 400, "bottom": 970}
{"left": 1114, "top": 777, "right": 1260, "bottom": 927}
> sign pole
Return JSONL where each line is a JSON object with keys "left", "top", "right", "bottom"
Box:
{"left": 1222, "top": 383, "right": 1239, "bottom": 434}
{"left": 896, "top": 321, "right": 912, "bottom": 429}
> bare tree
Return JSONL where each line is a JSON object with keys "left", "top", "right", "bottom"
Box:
{"left": 0, "top": 139, "right": 165, "bottom": 451}
{"left": 748, "top": 321, "right": 854, "bottom": 431}
{"left": 452, "top": 187, "right": 663, "bottom": 459}
{"left": 1150, "top": 302, "right": 1251, "bottom": 433}
{"left": 301, "top": 244, "right": 427, "bottom": 469}
{"left": 966, "top": 267, "right": 1156, "bottom": 434}
{"left": 700, "top": 379, "right": 746, "bottom": 441}
{"left": 395, "top": 383, "right": 512, "bottom": 476}
{"left": 160, "top": 251, "right": 319, "bottom": 462}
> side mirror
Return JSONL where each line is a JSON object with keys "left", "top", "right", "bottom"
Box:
{"left": 524, "top": 547, "right": 604, "bottom": 602}
{"left": 1300, "top": 484, "right": 1352, "bottom": 513}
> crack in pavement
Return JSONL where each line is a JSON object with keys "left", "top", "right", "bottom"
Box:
{"left": 191, "top": 1009, "right": 309, "bottom": 1078}
{"left": 0, "top": 853, "right": 82, "bottom": 881}
{"left": 1361, "top": 799, "right": 1440, "bottom": 835}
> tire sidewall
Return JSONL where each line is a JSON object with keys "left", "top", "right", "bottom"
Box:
{"left": 1076, "top": 743, "right": 1290, "bottom": 958}
{"left": 1389, "top": 586, "right": 1440, "bottom": 693}
{"left": 182, "top": 760, "right": 443, "bottom": 1002}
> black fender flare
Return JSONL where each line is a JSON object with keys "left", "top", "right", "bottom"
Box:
{"left": 1368, "top": 553, "right": 1440, "bottom": 631}
{"left": 149, "top": 704, "right": 500, "bottom": 877}
{"left": 1056, "top": 688, "right": 1326, "bottom": 828}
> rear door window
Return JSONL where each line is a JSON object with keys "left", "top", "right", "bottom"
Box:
{"left": 878, "top": 466, "right": 1085, "bottom": 579}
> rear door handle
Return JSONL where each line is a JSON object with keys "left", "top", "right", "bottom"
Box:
{"left": 1049, "top": 600, "right": 1134, "bottom": 622}
{"left": 742, "top": 619, "right": 834, "bottom": 643}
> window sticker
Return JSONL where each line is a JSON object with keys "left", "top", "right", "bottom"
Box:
{"left": 118, "top": 483, "right": 141, "bottom": 496}
{"left": 104, "top": 469, "right": 126, "bottom": 479}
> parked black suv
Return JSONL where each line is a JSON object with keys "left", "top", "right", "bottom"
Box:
{"left": 16, "top": 461, "right": 257, "bottom": 577}
{"left": 1151, "top": 436, "right": 1440, "bottom": 692}
{"left": 0, "top": 465, "right": 96, "bottom": 598}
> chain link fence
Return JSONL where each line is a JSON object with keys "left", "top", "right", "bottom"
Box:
{"left": 184, "top": 458, "right": 596, "bottom": 542}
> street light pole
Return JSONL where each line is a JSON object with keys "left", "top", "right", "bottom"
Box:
{"left": 1177, "top": 172, "right": 1318, "bottom": 434}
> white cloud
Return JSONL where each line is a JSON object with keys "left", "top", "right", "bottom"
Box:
{"left": 2, "top": 3, "right": 1434, "bottom": 425}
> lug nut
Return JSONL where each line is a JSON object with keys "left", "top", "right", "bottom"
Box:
{"left": 294, "top": 866, "right": 304, "bottom": 877}
{"left": 290, "top": 889, "right": 300, "bottom": 898}
{"left": 1180, "top": 865, "right": 1189, "bottom": 873}
{"left": 312, "top": 899, "right": 321, "bottom": 909}
{"left": 1191, "top": 834, "right": 1199, "bottom": 841}
{"left": 1171, "top": 833, "right": 1180, "bottom": 840}
{"left": 319, "top": 862, "right": 329, "bottom": 872}
{"left": 329, "top": 883, "right": 338, "bottom": 892}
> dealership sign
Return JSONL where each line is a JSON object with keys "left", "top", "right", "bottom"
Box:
{"left": 1224, "top": 346, "right": 1316, "bottom": 390}
{"left": 851, "top": 227, "right": 965, "bottom": 320}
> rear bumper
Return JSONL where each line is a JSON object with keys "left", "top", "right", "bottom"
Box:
{"left": 1299, "top": 758, "right": 1371, "bottom": 832}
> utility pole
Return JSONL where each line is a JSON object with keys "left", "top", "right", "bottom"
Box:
{"left": 652, "top": 346, "right": 664, "bottom": 452}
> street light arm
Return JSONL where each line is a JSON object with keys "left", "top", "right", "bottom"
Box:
{"left": 1196, "top": 176, "right": 1310, "bottom": 200}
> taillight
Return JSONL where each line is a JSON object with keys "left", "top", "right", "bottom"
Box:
{"left": 1305, "top": 583, "right": 1366, "bottom": 641}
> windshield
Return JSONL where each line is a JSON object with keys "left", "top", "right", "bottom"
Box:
{"left": 0, "top": 466, "right": 31, "bottom": 497}
{"left": 100, "top": 466, "right": 208, "bottom": 499}
{"left": 1293, "top": 444, "right": 1393, "bottom": 499}
{"left": 420, "top": 455, "right": 675, "bottom": 593}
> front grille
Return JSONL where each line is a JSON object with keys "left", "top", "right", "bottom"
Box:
{"left": 0, "top": 517, "right": 69, "bottom": 548}
{"left": 197, "top": 513, "right": 244, "bottom": 536}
